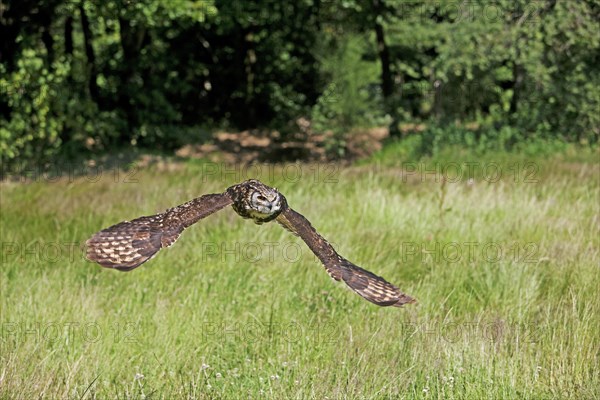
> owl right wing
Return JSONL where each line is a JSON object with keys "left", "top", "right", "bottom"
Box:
{"left": 276, "top": 207, "right": 415, "bottom": 307}
{"left": 86, "top": 192, "right": 233, "bottom": 271}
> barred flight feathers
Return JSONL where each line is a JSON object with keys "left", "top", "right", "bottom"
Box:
{"left": 276, "top": 208, "right": 415, "bottom": 307}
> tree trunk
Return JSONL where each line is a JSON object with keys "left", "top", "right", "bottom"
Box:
{"left": 41, "top": 18, "right": 54, "bottom": 65}
{"left": 244, "top": 31, "right": 257, "bottom": 127}
{"left": 64, "top": 16, "right": 74, "bottom": 55}
{"left": 80, "top": 4, "right": 100, "bottom": 105}
{"left": 373, "top": 5, "right": 393, "bottom": 98}
{"left": 118, "top": 16, "right": 147, "bottom": 131}
{"left": 372, "top": 0, "right": 399, "bottom": 136}
{"left": 509, "top": 62, "right": 524, "bottom": 115}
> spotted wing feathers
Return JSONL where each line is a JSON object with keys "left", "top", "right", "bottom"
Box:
{"left": 86, "top": 193, "right": 232, "bottom": 271}
{"left": 85, "top": 215, "right": 174, "bottom": 271}
{"left": 276, "top": 208, "right": 415, "bottom": 307}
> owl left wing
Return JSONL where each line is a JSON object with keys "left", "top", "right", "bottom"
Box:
{"left": 86, "top": 193, "right": 232, "bottom": 271}
{"left": 276, "top": 207, "right": 415, "bottom": 307}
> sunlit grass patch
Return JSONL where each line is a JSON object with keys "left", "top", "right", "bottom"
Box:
{"left": 1, "top": 152, "right": 598, "bottom": 399}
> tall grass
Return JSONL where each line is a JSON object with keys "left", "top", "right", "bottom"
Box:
{"left": 1, "top": 152, "right": 598, "bottom": 399}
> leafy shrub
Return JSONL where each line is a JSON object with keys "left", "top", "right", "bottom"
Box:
{"left": 311, "top": 35, "right": 390, "bottom": 137}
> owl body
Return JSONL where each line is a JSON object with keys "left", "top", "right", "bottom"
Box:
{"left": 86, "top": 179, "right": 415, "bottom": 308}
{"left": 227, "top": 179, "right": 286, "bottom": 224}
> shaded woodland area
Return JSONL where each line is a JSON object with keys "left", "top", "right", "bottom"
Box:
{"left": 1, "top": 0, "right": 598, "bottom": 163}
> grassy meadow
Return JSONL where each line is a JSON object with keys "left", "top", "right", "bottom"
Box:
{"left": 1, "top": 148, "right": 599, "bottom": 399}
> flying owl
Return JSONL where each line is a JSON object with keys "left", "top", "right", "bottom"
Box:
{"left": 86, "top": 179, "right": 415, "bottom": 307}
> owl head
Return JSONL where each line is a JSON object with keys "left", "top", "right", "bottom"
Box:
{"left": 229, "top": 179, "right": 287, "bottom": 224}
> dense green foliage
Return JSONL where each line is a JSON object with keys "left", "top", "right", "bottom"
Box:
{"left": 1, "top": 0, "right": 598, "bottom": 163}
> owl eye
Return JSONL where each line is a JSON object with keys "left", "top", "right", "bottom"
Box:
{"left": 256, "top": 194, "right": 267, "bottom": 202}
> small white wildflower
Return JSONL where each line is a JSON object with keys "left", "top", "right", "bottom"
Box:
{"left": 447, "top": 376, "right": 454, "bottom": 387}
{"left": 216, "top": 372, "right": 222, "bottom": 379}
{"left": 134, "top": 373, "right": 144, "bottom": 381}
{"left": 282, "top": 361, "right": 288, "bottom": 367}
{"left": 206, "top": 383, "right": 212, "bottom": 389}
{"left": 423, "top": 386, "right": 429, "bottom": 394}
{"left": 201, "top": 363, "right": 210, "bottom": 370}
{"left": 270, "top": 374, "right": 280, "bottom": 380}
